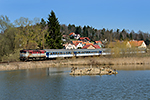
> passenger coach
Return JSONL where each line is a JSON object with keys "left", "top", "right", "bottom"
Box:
{"left": 45, "top": 49, "right": 103, "bottom": 59}
{"left": 45, "top": 49, "right": 74, "bottom": 58}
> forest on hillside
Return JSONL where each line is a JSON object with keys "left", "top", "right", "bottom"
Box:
{"left": 0, "top": 11, "right": 150, "bottom": 61}
{"left": 60, "top": 24, "right": 150, "bottom": 45}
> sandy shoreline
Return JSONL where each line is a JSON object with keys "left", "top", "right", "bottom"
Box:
{"left": 0, "top": 57, "right": 150, "bottom": 71}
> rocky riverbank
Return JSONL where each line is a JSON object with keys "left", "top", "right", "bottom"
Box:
{"left": 0, "top": 56, "right": 150, "bottom": 71}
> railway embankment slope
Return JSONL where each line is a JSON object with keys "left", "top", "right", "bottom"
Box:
{"left": 0, "top": 57, "right": 150, "bottom": 71}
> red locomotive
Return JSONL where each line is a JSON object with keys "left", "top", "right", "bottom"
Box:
{"left": 19, "top": 49, "right": 46, "bottom": 61}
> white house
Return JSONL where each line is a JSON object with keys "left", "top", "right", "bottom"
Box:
{"left": 64, "top": 43, "right": 76, "bottom": 49}
{"left": 75, "top": 42, "right": 83, "bottom": 49}
{"left": 127, "top": 40, "right": 147, "bottom": 48}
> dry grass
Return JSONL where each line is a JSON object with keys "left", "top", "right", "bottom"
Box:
{"left": 1, "top": 51, "right": 150, "bottom": 71}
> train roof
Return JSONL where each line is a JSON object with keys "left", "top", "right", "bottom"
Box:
{"left": 20, "top": 49, "right": 46, "bottom": 52}
{"left": 44, "top": 49, "right": 104, "bottom": 52}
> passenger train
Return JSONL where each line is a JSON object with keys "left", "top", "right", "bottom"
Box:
{"left": 19, "top": 49, "right": 105, "bottom": 61}
{"left": 19, "top": 48, "right": 146, "bottom": 61}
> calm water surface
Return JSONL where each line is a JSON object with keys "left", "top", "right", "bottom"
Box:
{"left": 0, "top": 67, "right": 150, "bottom": 100}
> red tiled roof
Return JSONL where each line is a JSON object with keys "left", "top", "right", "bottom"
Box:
{"left": 82, "top": 45, "right": 91, "bottom": 49}
{"left": 93, "top": 45, "right": 101, "bottom": 49}
{"left": 82, "top": 44, "right": 101, "bottom": 49}
{"left": 95, "top": 40, "right": 102, "bottom": 44}
{"left": 75, "top": 43, "right": 79, "bottom": 46}
{"left": 79, "top": 37, "right": 90, "bottom": 41}
{"left": 85, "top": 43, "right": 93, "bottom": 45}
{"left": 72, "top": 41, "right": 83, "bottom": 44}
{"left": 69, "top": 32, "right": 74, "bottom": 36}
{"left": 129, "top": 40, "right": 144, "bottom": 47}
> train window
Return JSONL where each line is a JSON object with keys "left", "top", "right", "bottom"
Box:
{"left": 20, "top": 51, "right": 26, "bottom": 53}
{"left": 53, "top": 52, "right": 56, "bottom": 55}
{"left": 29, "top": 52, "right": 32, "bottom": 54}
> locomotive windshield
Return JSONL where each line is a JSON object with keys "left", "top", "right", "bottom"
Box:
{"left": 20, "top": 50, "right": 26, "bottom": 53}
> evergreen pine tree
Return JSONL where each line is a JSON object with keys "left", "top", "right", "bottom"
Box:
{"left": 126, "top": 34, "right": 130, "bottom": 40}
{"left": 119, "top": 33, "right": 123, "bottom": 40}
{"left": 40, "top": 18, "right": 46, "bottom": 29}
{"left": 46, "top": 10, "right": 63, "bottom": 49}
{"left": 130, "top": 32, "right": 133, "bottom": 40}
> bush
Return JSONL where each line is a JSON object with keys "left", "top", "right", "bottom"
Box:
{"left": 0, "top": 49, "right": 20, "bottom": 62}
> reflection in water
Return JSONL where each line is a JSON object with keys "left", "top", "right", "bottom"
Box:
{"left": 113, "top": 65, "right": 150, "bottom": 70}
{"left": 0, "top": 66, "right": 150, "bottom": 100}
{"left": 68, "top": 65, "right": 150, "bottom": 70}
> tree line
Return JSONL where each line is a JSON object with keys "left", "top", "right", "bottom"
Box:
{"left": 60, "top": 24, "right": 150, "bottom": 45}
{"left": 0, "top": 10, "right": 150, "bottom": 61}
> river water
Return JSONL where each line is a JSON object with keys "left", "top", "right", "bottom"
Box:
{"left": 0, "top": 67, "right": 150, "bottom": 100}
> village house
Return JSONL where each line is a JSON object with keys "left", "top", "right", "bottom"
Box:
{"left": 74, "top": 42, "right": 83, "bottom": 49}
{"left": 83, "top": 42, "right": 93, "bottom": 46}
{"left": 95, "top": 40, "right": 102, "bottom": 44}
{"left": 69, "top": 32, "right": 76, "bottom": 37}
{"left": 63, "top": 43, "right": 76, "bottom": 49}
{"left": 93, "top": 45, "right": 101, "bottom": 49}
{"left": 71, "top": 40, "right": 94, "bottom": 48}
{"left": 94, "top": 40, "right": 103, "bottom": 48}
{"left": 74, "top": 34, "right": 80, "bottom": 39}
{"left": 69, "top": 32, "right": 80, "bottom": 39}
{"left": 79, "top": 37, "right": 90, "bottom": 42}
{"left": 71, "top": 41, "right": 82, "bottom": 44}
{"left": 62, "top": 35, "right": 67, "bottom": 42}
{"left": 82, "top": 44, "right": 101, "bottom": 49}
{"left": 126, "top": 40, "right": 147, "bottom": 48}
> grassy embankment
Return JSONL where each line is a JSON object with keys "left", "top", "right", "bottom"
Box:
{"left": 0, "top": 49, "right": 150, "bottom": 71}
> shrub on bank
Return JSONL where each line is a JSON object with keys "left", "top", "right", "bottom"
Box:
{"left": 0, "top": 49, "right": 20, "bottom": 62}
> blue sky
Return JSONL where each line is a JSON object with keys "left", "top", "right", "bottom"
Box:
{"left": 0, "top": 0, "right": 150, "bottom": 33}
